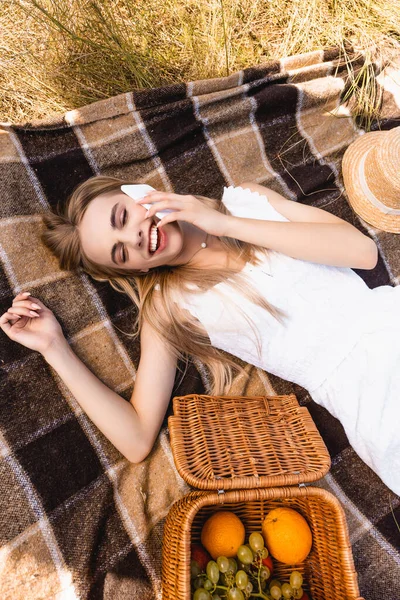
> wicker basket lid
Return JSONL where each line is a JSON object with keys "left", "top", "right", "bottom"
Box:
{"left": 168, "top": 394, "right": 331, "bottom": 491}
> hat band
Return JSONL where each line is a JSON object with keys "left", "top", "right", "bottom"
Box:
{"left": 359, "top": 149, "right": 400, "bottom": 216}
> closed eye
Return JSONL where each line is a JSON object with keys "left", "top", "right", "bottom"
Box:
{"left": 121, "top": 208, "right": 128, "bottom": 262}
{"left": 110, "top": 203, "right": 129, "bottom": 265}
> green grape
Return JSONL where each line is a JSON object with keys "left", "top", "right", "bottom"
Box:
{"left": 228, "top": 558, "right": 238, "bottom": 574}
{"left": 191, "top": 560, "right": 201, "bottom": 579}
{"left": 259, "top": 547, "right": 269, "bottom": 558}
{"left": 194, "top": 577, "right": 206, "bottom": 590}
{"left": 249, "top": 532, "right": 264, "bottom": 552}
{"left": 212, "top": 595, "right": 222, "bottom": 600}
{"left": 270, "top": 579, "right": 282, "bottom": 589}
{"left": 293, "top": 587, "right": 304, "bottom": 599}
{"left": 282, "top": 583, "right": 294, "bottom": 598}
{"left": 290, "top": 571, "right": 303, "bottom": 590}
{"left": 203, "top": 578, "right": 213, "bottom": 591}
{"left": 227, "top": 588, "right": 245, "bottom": 600}
{"left": 270, "top": 585, "right": 282, "bottom": 600}
{"left": 193, "top": 589, "right": 212, "bottom": 600}
{"left": 235, "top": 570, "right": 248, "bottom": 590}
{"left": 217, "top": 556, "right": 229, "bottom": 573}
{"left": 260, "top": 566, "right": 270, "bottom": 580}
{"left": 237, "top": 545, "right": 254, "bottom": 565}
{"left": 206, "top": 561, "right": 220, "bottom": 584}
{"left": 245, "top": 581, "right": 253, "bottom": 595}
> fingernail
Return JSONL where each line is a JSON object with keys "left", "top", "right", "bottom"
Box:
{"left": 29, "top": 310, "right": 38, "bottom": 316}
{"left": 22, "top": 292, "right": 31, "bottom": 297}
{"left": 31, "top": 304, "right": 41, "bottom": 310}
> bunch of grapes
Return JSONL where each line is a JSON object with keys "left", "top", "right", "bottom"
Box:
{"left": 191, "top": 532, "right": 307, "bottom": 600}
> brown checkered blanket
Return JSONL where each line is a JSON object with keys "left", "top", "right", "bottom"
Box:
{"left": 1, "top": 47, "right": 399, "bottom": 599}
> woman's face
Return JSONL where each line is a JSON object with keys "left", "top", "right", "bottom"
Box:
{"left": 79, "top": 189, "right": 184, "bottom": 272}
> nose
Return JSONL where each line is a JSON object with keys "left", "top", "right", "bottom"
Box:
{"left": 118, "top": 213, "right": 146, "bottom": 251}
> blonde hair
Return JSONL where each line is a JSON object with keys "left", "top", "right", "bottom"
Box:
{"left": 41, "top": 175, "right": 287, "bottom": 393}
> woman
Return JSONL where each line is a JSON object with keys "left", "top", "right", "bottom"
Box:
{"left": 1, "top": 176, "right": 399, "bottom": 495}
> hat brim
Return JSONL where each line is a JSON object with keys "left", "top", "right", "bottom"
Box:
{"left": 342, "top": 132, "right": 400, "bottom": 234}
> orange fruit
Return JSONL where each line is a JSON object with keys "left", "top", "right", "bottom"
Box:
{"left": 261, "top": 507, "right": 312, "bottom": 564}
{"left": 200, "top": 511, "right": 245, "bottom": 559}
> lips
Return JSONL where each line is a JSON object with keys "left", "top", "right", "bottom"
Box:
{"left": 146, "top": 217, "right": 167, "bottom": 256}
{"left": 149, "top": 222, "right": 159, "bottom": 253}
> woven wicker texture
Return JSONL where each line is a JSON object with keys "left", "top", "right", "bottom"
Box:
{"left": 163, "top": 394, "right": 363, "bottom": 599}
{"left": 169, "top": 394, "right": 331, "bottom": 489}
{"left": 162, "top": 487, "right": 363, "bottom": 600}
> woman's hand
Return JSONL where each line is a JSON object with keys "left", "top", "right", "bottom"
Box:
{"left": 137, "top": 191, "right": 230, "bottom": 237}
{"left": 0, "top": 292, "right": 66, "bottom": 356}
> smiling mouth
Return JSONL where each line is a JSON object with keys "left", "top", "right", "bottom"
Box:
{"left": 149, "top": 222, "right": 160, "bottom": 253}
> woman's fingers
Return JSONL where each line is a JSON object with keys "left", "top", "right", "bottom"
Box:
{"left": 13, "top": 294, "right": 45, "bottom": 308}
{"left": 138, "top": 191, "right": 187, "bottom": 202}
{"left": 14, "top": 291, "right": 32, "bottom": 301}
{"left": 145, "top": 200, "right": 184, "bottom": 219}
{"left": 137, "top": 192, "right": 188, "bottom": 207}
{"left": 0, "top": 310, "right": 21, "bottom": 334}
{"left": 7, "top": 306, "right": 40, "bottom": 318}
{"left": 0, "top": 310, "right": 21, "bottom": 324}
{"left": 12, "top": 293, "right": 48, "bottom": 313}
{"left": 12, "top": 299, "right": 42, "bottom": 311}
{"left": 156, "top": 212, "right": 183, "bottom": 228}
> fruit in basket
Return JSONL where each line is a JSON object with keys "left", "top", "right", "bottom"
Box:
{"left": 235, "top": 569, "right": 248, "bottom": 589}
{"left": 237, "top": 544, "right": 254, "bottom": 564}
{"left": 290, "top": 571, "right": 303, "bottom": 589}
{"left": 193, "top": 589, "right": 212, "bottom": 600}
{"left": 282, "top": 583, "right": 294, "bottom": 598}
{"left": 248, "top": 531, "right": 264, "bottom": 551}
{"left": 201, "top": 511, "right": 245, "bottom": 559}
{"left": 216, "top": 555, "right": 229, "bottom": 573}
{"left": 191, "top": 528, "right": 311, "bottom": 600}
{"left": 270, "top": 584, "right": 282, "bottom": 599}
{"left": 191, "top": 543, "right": 212, "bottom": 571}
{"left": 262, "top": 554, "right": 274, "bottom": 575}
{"left": 206, "top": 560, "right": 220, "bottom": 584}
{"left": 262, "top": 508, "right": 312, "bottom": 564}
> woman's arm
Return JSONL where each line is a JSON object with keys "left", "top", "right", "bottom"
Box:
{"left": 138, "top": 185, "right": 378, "bottom": 270}
{"left": 221, "top": 183, "right": 378, "bottom": 270}
{"left": 42, "top": 320, "right": 177, "bottom": 463}
{"left": 1, "top": 293, "right": 178, "bottom": 463}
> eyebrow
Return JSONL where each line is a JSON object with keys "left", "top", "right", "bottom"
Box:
{"left": 110, "top": 202, "right": 119, "bottom": 264}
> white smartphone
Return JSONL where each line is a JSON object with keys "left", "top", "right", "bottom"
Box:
{"left": 120, "top": 184, "right": 173, "bottom": 219}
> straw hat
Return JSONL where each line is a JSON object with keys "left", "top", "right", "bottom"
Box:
{"left": 342, "top": 126, "right": 400, "bottom": 233}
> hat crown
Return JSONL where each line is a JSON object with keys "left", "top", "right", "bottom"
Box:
{"left": 342, "top": 126, "right": 400, "bottom": 233}
{"left": 364, "top": 127, "right": 400, "bottom": 206}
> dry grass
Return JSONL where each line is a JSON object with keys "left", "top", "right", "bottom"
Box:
{"left": 1, "top": 0, "right": 400, "bottom": 123}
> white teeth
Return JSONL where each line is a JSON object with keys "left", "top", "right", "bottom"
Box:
{"left": 149, "top": 224, "right": 158, "bottom": 252}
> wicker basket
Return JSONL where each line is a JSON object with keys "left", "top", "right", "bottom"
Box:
{"left": 162, "top": 394, "right": 364, "bottom": 600}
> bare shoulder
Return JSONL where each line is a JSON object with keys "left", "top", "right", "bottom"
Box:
{"left": 238, "top": 181, "right": 347, "bottom": 225}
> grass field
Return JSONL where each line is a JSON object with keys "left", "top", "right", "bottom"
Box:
{"left": 1, "top": 0, "right": 400, "bottom": 123}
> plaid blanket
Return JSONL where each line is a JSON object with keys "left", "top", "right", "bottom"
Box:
{"left": 1, "top": 46, "right": 399, "bottom": 600}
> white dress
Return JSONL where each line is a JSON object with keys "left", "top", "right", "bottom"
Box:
{"left": 179, "top": 185, "right": 400, "bottom": 495}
